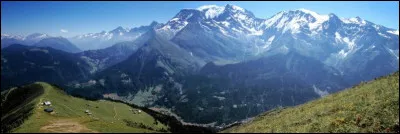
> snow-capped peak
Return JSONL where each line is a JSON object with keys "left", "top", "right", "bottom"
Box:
{"left": 296, "top": 8, "right": 326, "bottom": 18}
{"left": 262, "top": 8, "right": 329, "bottom": 33}
{"left": 197, "top": 5, "right": 225, "bottom": 19}
{"left": 1, "top": 34, "right": 11, "bottom": 39}
{"left": 111, "top": 26, "right": 129, "bottom": 33}
{"left": 23, "top": 33, "right": 50, "bottom": 41}
{"left": 1, "top": 34, "right": 20, "bottom": 40}
{"left": 225, "top": 4, "right": 245, "bottom": 12}
{"left": 295, "top": 9, "right": 330, "bottom": 30}
{"left": 341, "top": 16, "right": 367, "bottom": 25}
{"left": 263, "top": 11, "right": 285, "bottom": 28}
{"left": 197, "top": 5, "right": 222, "bottom": 11}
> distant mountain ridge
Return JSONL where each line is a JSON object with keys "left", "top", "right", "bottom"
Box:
{"left": 34, "top": 37, "right": 81, "bottom": 53}
{"left": 1, "top": 33, "right": 82, "bottom": 53}
{"left": 1, "top": 33, "right": 50, "bottom": 48}
{"left": 68, "top": 21, "right": 162, "bottom": 50}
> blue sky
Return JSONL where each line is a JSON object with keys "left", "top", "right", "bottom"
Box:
{"left": 1, "top": 1, "right": 399, "bottom": 37}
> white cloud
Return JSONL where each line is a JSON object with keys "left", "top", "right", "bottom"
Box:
{"left": 60, "top": 29, "right": 68, "bottom": 33}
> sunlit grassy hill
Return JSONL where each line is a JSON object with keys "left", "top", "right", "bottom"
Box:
{"left": 1, "top": 82, "right": 168, "bottom": 133}
{"left": 223, "top": 71, "right": 399, "bottom": 133}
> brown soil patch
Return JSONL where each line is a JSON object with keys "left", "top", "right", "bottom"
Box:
{"left": 40, "top": 119, "right": 98, "bottom": 133}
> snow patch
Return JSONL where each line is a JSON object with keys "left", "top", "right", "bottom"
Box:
{"left": 366, "top": 45, "right": 376, "bottom": 51}
{"left": 170, "top": 18, "right": 179, "bottom": 21}
{"left": 387, "top": 30, "right": 399, "bottom": 36}
{"left": 387, "top": 48, "right": 399, "bottom": 60}
{"left": 221, "top": 21, "right": 230, "bottom": 27}
{"left": 185, "top": 13, "right": 193, "bottom": 20}
{"left": 373, "top": 25, "right": 381, "bottom": 30}
{"left": 283, "top": 45, "right": 288, "bottom": 51}
{"left": 247, "top": 27, "right": 264, "bottom": 35}
{"left": 342, "top": 37, "right": 356, "bottom": 50}
{"left": 335, "top": 32, "right": 342, "bottom": 43}
{"left": 378, "top": 33, "right": 390, "bottom": 38}
{"left": 235, "top": 13, "right": 247, "bottom": 20}
{"left": 267, "top": 35, "right": 275, "bottom": 42}
{"left": 231, "top": 27, "right": 242, "bottom": 33}
{"left": 263, "top": 35, "right": 275, "bottom": 49}
{"left": 199, "top": 22, "right": 212, "bottom": 31}
{"left": 217, "top": 25, "right": 228, "bottom": 35}
{"left": 338, "top": 49, "right": 349, "bottom": 58}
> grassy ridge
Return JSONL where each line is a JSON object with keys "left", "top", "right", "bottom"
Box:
{"left": 223, "top": 71, "right": 399, "bottom": 133}
{"left": 1, "top": 84, "right": 44, "bottom": 133}
{"left": 1, "top": 82, "right": 168, "bottom": 133}
{"left": 103, "top": 98, "right": 215, "bottom": 133}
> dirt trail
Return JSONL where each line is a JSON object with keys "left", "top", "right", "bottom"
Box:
{"left": 40, "top": 119, "right": 98, "bottom": 133}
{"left": 113, "top": 104, "right": 117, "bottom": 119}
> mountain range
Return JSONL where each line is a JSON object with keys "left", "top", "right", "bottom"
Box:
{"left": 1, "top": 33, "right": 81, "bottom": 53}
{"left": 1, "top": 4, "right": 398, "bottom": 127}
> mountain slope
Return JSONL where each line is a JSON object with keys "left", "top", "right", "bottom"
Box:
{"left": 69, "top": 21, "right": 162, "bottom": 50}
{"left": 34, "top": 37, "right": 81, "bottom": 53}
{"left": 1, "top": 82, "right": 168, "bottom": 133}
{"left": 75, "top": 28, "right": 156, "bottom": 73}
{"left": 223, "top": 71, "right": 399, "bottom": 133}
{"left": 1, "top": 38, "right": 25, "bottom": 49}
{"left": 68, "top": 30, "right": 205, "bottom": 101}
{"left": 1, "top": 44, "right": 92, "bottom": 90}
{"left": 1, "top": 33, "right": 50, "bottom": 49}
{"left": 168, "top": 51, "right": 348, "bottom": 125}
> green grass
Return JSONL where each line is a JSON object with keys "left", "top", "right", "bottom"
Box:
{"left": 3, "top": 82, "right": 168, "bottom": 133}
{"left": 1, "top": 84, "right": 44, "bottom": 133}
{"left": 223, "top": 71, "right": 399, "bottom": 133}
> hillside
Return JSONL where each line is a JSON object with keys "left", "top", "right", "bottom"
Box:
{"left": 34, "top": 37, "right": 81, "bottom": 53}
{"left": 222, "top": 71, "right": 399, "bottom": 133}
{"left": 1, "top": 44, "right": 93, "bottom": 90}
{"left": 1, "top": 82, "right": 169, "bottom": 133}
